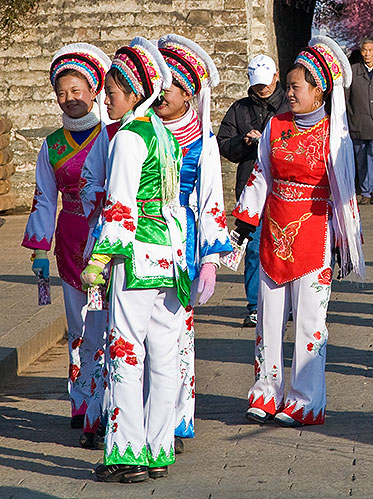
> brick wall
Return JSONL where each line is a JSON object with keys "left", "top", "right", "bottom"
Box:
{"left": 0, "top": 0, "right": 277, "bottom": 211}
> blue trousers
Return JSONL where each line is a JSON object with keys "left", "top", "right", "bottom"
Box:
{"left": 353, "top": 139, "right": 373, "bottom": 197}
{"left": 244, "top": 221, "right": 262, "bottom": 313}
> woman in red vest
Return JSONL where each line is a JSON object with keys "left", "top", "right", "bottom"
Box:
{"left": 233, "top": 36, "right": 365, "bottom": 427}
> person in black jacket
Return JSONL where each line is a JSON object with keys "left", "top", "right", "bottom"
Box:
{"left": 346, "top": 37, "right": 373, "bottom": 205}
{"left": 217, "top": 54, "right": 289, "bottom": 327}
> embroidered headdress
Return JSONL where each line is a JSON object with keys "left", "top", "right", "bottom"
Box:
{"left": 296, "top": 35, "right": 364, "bottom": 279}
{"left": 111, "top": 36, "right": 171, "bottom": 116}
{"left": 50, "top": 43, "right": 112, "bottom": 125}
{"left": 157, "top": 34, "right": 219, "bottom": 96}
{"left": 158, "top": 35, "right": 227, "bottom": 265}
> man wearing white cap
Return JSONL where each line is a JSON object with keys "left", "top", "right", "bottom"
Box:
{"left": 217, "top": 54, "right": 288, "bottom": 328}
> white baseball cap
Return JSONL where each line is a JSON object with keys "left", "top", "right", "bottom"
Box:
{"left": 247, "top": 55, "right": 277, "bottom": 86}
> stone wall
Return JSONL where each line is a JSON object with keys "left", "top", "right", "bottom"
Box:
{"left": 0, "top": 0, "right": 277, "bottom": 212}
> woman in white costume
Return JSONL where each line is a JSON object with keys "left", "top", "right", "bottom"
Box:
{"left": 22, "top": 43, "right": 111, "bottom": 429}
{"left": 233, "top": 36, "right": 365, "bottom": 427}
{"left": 81, "top": 36, "right": 191, "bottom": 483}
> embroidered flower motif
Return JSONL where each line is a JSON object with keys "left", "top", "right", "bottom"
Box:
{"left": 186, "top": 313, "right": 194, "bottom": 331}
{"left": 90, "top": 377, "right": 96, "bottom": 395}
{"left": 31, "top": 186, "right": 42, "bottom": 213}
{"left": 307, "top": 329, "right": 327, "bottom": 355}
{"left": 182, "top": 147, "right": 189, "bottom": 157}
{"left": 103, "top": 197, "right": 136, "bottom": 231}
{"left": 256, "top": 335, "right": 262, "bottom": 346}
{"left": 318, "top": 268, "right": 332, "bottom": 286}
{"left": 190, "top": 375, "right": 195, "bottom": 387}
{"left": 110, "top": 337, "right": 138, "bottom": 366}
{"left": 158, "top": 258, "right": 171, "bottom": 269}
{"left": 51, "top": 141, "right": 60, "bottom": 150}
{"left": 185, "top": 304, "right": 193, "bottom": 312}
{"left": 57, "top": 145, "right": 67, "bottom": 155}
{"left": 177, "top": 249, "right": 182, "bottom": 257}
{"left": 94, "top": 349, "right": 104, "bottom": 361}
{"left": 71, "top": 337, "right": 84, "bottom": 350}
{"left": 207, "top": 202, "right": 228, "bottom": 230}
{"left": 246, "top": 172, "right": 257, "bottom": 187}
{"left": 254, "top": 360, "right": 261, "bottom": 378}
{"left": 69, "top": 363, "right": 81, "bottom": 382}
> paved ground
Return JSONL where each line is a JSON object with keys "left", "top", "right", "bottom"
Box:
{"left": 0, "top": 209, "right": 372, "bottom": 499}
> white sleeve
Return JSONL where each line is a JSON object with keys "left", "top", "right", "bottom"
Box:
{"left": 94, "top": 130, "right": 148, "bottom": 255}
{"left": 196, "top": 134, "right": 232, "bottom": 260}
{"left": 22, "top": 140, "right": 58, "bottom": 250}
{"left": 80, "top": 127, "right": 110, "bottom": 225}
{"left": 232, "top": 119, "right": 273, "bottom": 225}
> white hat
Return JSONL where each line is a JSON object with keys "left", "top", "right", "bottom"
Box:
{"left": 247, "top": 55, "right": 277, "bottom": 86}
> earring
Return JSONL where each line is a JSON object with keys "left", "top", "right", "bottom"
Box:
{"left": 312, "top": 100, "right": 320, "bottom": 110}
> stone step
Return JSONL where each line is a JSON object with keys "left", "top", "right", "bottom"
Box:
{"left": 0, "top": 190, "right": 16, "bottom": 211}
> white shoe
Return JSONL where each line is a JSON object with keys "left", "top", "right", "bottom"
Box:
{"left": 245, "top": 407, "right": 273, "bottom": 423}
{"left": 274, "top": 412, "right": 302, "bottom": 427}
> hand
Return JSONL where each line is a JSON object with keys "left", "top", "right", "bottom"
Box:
{"left": 197, "top": 263, "right": 216, "bottom": 305}
{"left": 243, "top": 129, "right": 261, "bottom": 146}
{"left": 234, "top": 219, "right": 257, "bottom": 245}
{"left": 80, "top": 260, "right": 106, "bottom": 289}
{"left": 32, "top": 249, "right": 49, "bottom": 279}
{"left": 335, "top": 247, "right": 353, "bottom": 280}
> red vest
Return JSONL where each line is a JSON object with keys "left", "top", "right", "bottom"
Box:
{"left": 260, "top": 112, "right": 331, "bottom": 284}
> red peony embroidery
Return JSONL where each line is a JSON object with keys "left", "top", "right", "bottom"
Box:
{"left": 186, "top": 314, "right": 194, "bottom": 331}
{"left": 190, "top": 375, "right": 195, "bottom": 387}
{"left": 254, "top": 360, "right": 261, "bottom": 376}
{"left": 177, "top": 249, "right": 182, "bottom": 257}
{"left": 307, "top": 342, "right": 314, "bottom": 351}
{"left": 57, "top": 145, "right": 67, "bottom": 155}
{"left": 69, "top": 363, "right": 81, "bottom": 382}
{"left": 110, "top": 337, "right": 138, "bottom": 366}
{"left": 94, "top": 349, "right": 104, "bottom": 361}
{"left": 103, "top": 199, "right": 135, "bottom": 231}
{"left": 256, "top": 335, "right": 262, "bottom": 346}
{"left": 158, "top": 258, "right": 171, "bottom": 269}
{"left": 185, "top": 304, "right": 193, "bottom": 312}
{"left": 318, "top": 268, "right": 332, "bottom": 286}
{"left": 71, "top": 338, "right": 83, "bottom": 350}
{"left": 125, "top": 355, "right": 138, "bottom": 366}
{"left": 90, "top": 377, "right": 96, "bottom": 395}
{"left": 313, "top": 331, "right": 321, "bottom": 340}
{"left": 215, "top": 211, "right": 227, "bottom": 229}
{"left": 113, "top": 422, "right": 118, "bottom": 432}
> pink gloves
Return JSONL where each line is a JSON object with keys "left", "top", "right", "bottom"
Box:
{"left": 197, "top": 263, "right": 216, "bottom": 305}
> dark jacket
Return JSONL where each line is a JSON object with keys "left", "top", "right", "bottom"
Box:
{"left": 217, "top": 82, "right": 289, "bottom": 200}
{"left": 346, "top": 62, "right": 373, "bottom": 140}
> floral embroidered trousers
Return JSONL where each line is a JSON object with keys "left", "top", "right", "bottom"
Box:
{"left": 104, "top": 259, "right": 184, "bottom": 468}
{"left": 62, "top": 281, "right": 108, "bottom": 418}
{"left": 249, "top": 229, "right": 333, "bottom": 425}
{"left": 175, "top": 304, "right": 195, "bottom": 438}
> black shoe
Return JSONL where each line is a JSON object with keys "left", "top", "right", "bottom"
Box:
{"left": 149, "top": 466, "right": 168, "bottom": 479}
{"left": 174, "top": 436, "right": 184, "bottom": 454}
{"left": 242, "top": 310, "right": 257, "bottom": 328}
{"left": 288, "top": 311, "right": 293, "bottom": 322}
{"left": 70, "top": 414, "right": 85, "bottom": 429}
{"left": 245, "top": 407, "right": 273, "bottom": 424}
{"left": 80, "top": 432, "right": 95, "bottom": 449}
{"left": 95, "top": 464, "right": 149, "bottom": 483}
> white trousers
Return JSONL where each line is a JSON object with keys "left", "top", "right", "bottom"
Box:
{"left": 175, "top": 279, "right": 198, "bottom": 438}
{"left": 104, "top": 259, "right": 183, "bottom": 467}
{"left": 62, "top": 281, "right": 108, "bottom": 418}
{"left": 248, "top": 228, "right": 333, "bottom": 424}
